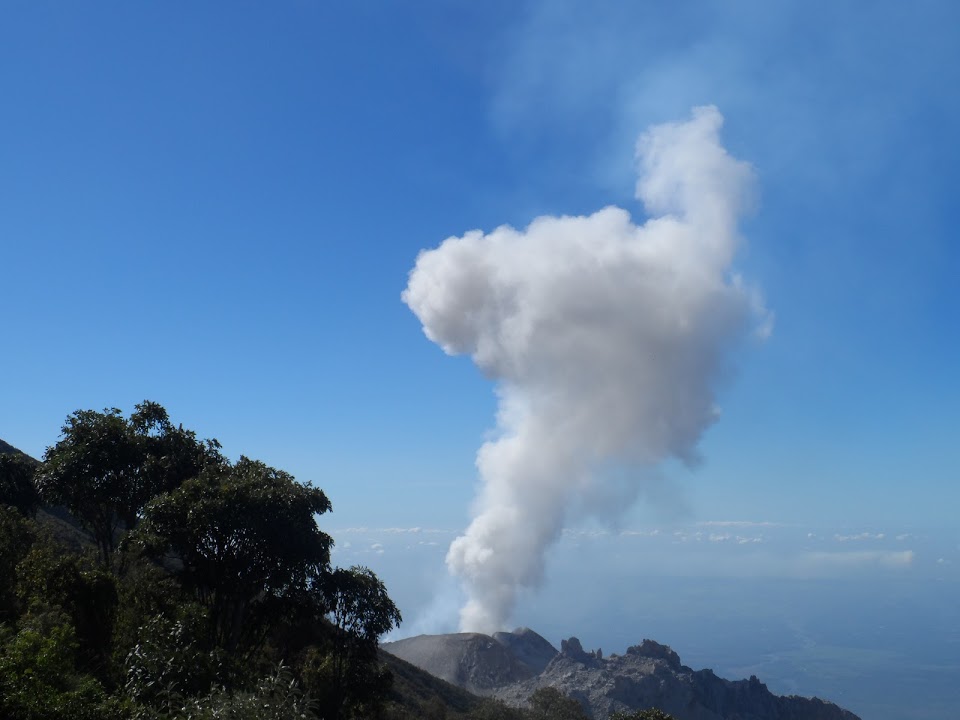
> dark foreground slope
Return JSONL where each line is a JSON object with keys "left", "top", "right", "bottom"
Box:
{"left": 385, "top": 631, "right": 861, "bottom": 720}
{"left": 0, "top": 438, "right": 35, "bottom": 459}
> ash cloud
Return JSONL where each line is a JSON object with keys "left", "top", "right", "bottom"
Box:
{"left": 403, "top": 106, "right": 768, "bottom": 633}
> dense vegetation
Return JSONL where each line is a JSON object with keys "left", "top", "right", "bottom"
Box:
{"left": 0, "top": 402, "right": 675, "bottom": 720}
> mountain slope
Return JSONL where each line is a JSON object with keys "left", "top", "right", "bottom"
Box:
{"left": 380, "top": 648, "right": 487, "bottom": 716}
{"left": 0, "top": 438, "right": 36, "bottom": 461}
{"left": 384, "top": 632, "right": 860, "bottom": 720}
{"left": 492, "top": 627, "right": 559, "bottom": 675}
{"left": 383, "top": 629, "right": 549, "bottom": 694}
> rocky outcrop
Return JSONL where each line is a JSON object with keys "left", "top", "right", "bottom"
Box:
{"left": 384, "top": 631, "right": 860, "bottom": 720}
{"left": 560, "top": 637, "right": 595, "bottom": 665}
{"left": 626, "top": 639, "right": 681, "bottom": 669}
{"left": 495, "top": 638, "right": 859, "bottom": 720}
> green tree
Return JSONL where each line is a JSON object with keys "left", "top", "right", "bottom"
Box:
{"left": 0, "top": 610, "right": 127, "bottom": 720}
{"left": 36, "top": 401, "right": 222, "bottom": 566}
{"left": 528, "top": 686, "right": 590, "bottom": 720}
{"left": 135, "top": 662, "right": 318, "bottom": 720}
{"left": 324, "top": 566, "right": 402, "bottom": 648}
{"left": 111, "top": 551, "right": 195, "bottom": 674}
{"left": 15, "top": 540, "right": 118, "bottom": 677}
{"left": 123, "top": 608, "right": 225, "bottom": 714}
{"left": 132, "top": 456, "right": 333, "bottom": 652}
{"left": 0, "top": 452, "right": 40, "bottom": 517}
{"left": 4, "top": 402, "right": 407, "bottom": 719}
{"left": 305, "top": 566, "right": 402, "bottom": 718}
{"left": 465, "top": 698, "right": 527, "bottom": 720}
{"left": 0, "top": 505, "right": 36, "bottom": 622}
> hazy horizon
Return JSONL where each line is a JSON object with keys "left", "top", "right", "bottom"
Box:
{"left": 357, "top": 521, "right": 959, "bottom": 720}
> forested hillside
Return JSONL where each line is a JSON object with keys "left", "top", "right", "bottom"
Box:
{"left": 0, "top": 402, "right": 406, "bottom": 719}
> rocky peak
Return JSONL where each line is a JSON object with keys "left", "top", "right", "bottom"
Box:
{"left": 626, "top": 639, "right": 682, "bottom": 671}
{"left": 559, "top": 636, "right": 604, "bottom": 666}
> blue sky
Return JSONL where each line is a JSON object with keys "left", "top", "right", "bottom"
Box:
{"left": 2, "top": 2, "right": 959, "bottom": 713}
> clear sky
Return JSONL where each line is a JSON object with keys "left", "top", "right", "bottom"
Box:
{"left": 2, "top": 2, "right": 959, "bottom": 714}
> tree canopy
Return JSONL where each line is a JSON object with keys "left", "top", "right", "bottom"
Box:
{"left": 132, "top": 456, "right": 334, "bottom": 652}
{"left": 310, "top": 565, "right": 403, "bottom": 717}
{"left": 36, "top": 401, "right": 223, "bottom": 565}
{"left": 528, "top": 687, "right": 590, "bottom": 720}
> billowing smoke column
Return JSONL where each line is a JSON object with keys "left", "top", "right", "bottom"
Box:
{"left": 403, "top": 106, "right": 768, "bottom": 633}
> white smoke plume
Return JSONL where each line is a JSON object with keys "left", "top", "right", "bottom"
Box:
{"left": 403, "top": 106, "right": 768, "bottom": 633}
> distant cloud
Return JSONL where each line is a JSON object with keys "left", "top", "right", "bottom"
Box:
{"left": 335, "top": 527, "right": 451, "bottom": 535}
{"left": 800, "top": 550, "right": 914, "bottom": 572}
{"left": 699, "top": 520, "right": 782, "bottom": 528}
{"left": 834, "top": 532, "right": 886, "bottom": 542}
{"left": 708, "top": 533, "right": 764, "bottom": 544}
{"left": 561, "top": 528, "right": 611, "bottom": 539}
{"left": 619, "top": 529, "right": 661, "bottom": 537}
{"left": 371, "top": 543, "right": 385, "bottom": 555}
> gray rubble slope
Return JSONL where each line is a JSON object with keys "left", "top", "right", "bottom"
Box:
{"left": 384, "top": 632, "right": 861, "bottom": 720}
{"left": 494, "top": 638, "right": 861, "bottom": 720}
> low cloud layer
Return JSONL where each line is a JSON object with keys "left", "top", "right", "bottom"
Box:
{"left": 404, "top": 106, "right": 767, "bottom": 632}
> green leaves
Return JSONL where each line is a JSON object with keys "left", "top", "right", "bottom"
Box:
{"left": 36, "top": 401, "right": 223, "bottom": 566}
{"left": 15, "top": 540, "right": 118, "bottom": 676}
{"left": 123, "top": 610, "right": 224, "bottom": 711}
{"left": 2, "top": 402, "right": 406, "bottom": 720}
{"left": 0, "top": 612, "right": 127, "bottom": 720}
{"left": 324, "top": 566, "right": 402, "bottom": 644}
{"left": 300, "top": 566, "right": 402, "bottom": 719}
{"left": 528, "top": 687, "right": 590, "bottom": 720}
{"left": 132, "top": 457, "right": 333, "bottom": 652}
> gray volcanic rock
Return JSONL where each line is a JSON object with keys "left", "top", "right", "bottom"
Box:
{"left": 492, "top": 627, "right": 559, "bottom": 674}
{"left": 382, "top": 629, "right": 556, "bottom": 694}
{"left": 494, "top": 638, "right": 860, "bottom": 720}
{"left": 559, "top": 636, "right": 601, "bottom": 666}
{"left": 385, "top": 630, "right": 860, "bottom": 720}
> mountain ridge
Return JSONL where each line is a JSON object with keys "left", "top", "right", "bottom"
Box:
{"left": 384, "top": 630, "right": 861, "bottom": 720}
